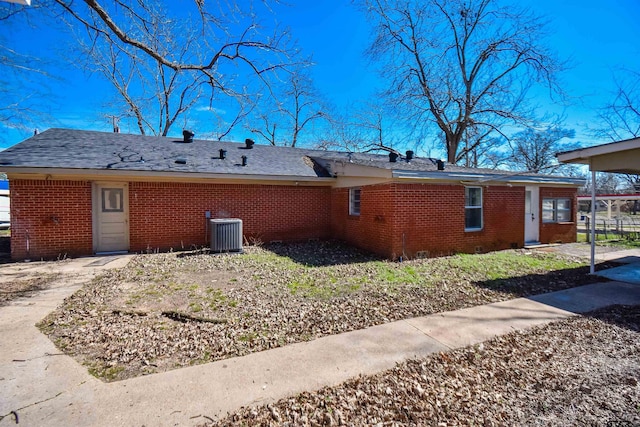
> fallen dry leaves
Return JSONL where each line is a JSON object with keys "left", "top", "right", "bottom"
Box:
{"left": 37, "top": 242, "right": 607, "bottom": 381}
{"left": 213, "top": 304, "right": 640, "bottom": 426}
{"left": 0, "top": 275, "right": 58, "bottom": 306}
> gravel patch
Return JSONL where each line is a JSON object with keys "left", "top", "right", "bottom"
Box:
{"left": 37, "top": 242, "right": 613, "bottom": 382}
{"left": 213, "top": 304, "right": 640, "bottom": 426}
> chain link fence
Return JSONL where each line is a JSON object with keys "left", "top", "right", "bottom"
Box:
{"left": 578, "top": 214, "right": 640, "bottom": 242}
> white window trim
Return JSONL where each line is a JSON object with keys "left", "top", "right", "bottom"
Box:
{"left": 542, "top": 198, "right": 572, "bottom": 223}
{"left": 349, "top": 187, "right": 361, "bottom": 216}
{"left": 465, "top": 186, "right": 483, "bottom": 231}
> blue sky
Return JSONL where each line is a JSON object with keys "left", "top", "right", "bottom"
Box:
{"left": 2, "top": 0, "right": 640, "bottom": 155}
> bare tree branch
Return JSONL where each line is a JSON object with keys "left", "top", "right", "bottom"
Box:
{"left": 47, "top": 0, "right": 301, "bottom": 137}
{"left": 361, "top": 0, "right": 565, "bottom": 164}
{"left": 248, "top": 69, "right": 328, "bottom": 147}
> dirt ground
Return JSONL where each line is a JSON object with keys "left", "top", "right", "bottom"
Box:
{"left": 1, "top": 241, "right": 637, "bottom": 424}
{"left": 33, "top": 242, "right": 615, "bottom": 381}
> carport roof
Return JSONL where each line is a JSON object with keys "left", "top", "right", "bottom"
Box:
{"left": 556, "top": 137, "right": 640, "bottom": 174}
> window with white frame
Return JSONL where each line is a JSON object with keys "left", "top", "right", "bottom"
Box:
{"left": 542, "top": 198, "right": 572, "bottom": 223}
{"left": 465, "top": 187, "right": 482, "bottom": 230}
{"left": 349, "top": 188, "right": 361, "bottom": 216}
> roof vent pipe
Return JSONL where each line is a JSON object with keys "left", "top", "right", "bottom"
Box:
{"left": 241, "top": 155, "right": 248, "bottom": 166}
{"left": 436, "top": 159, "right": 445, "bottom": 171}
{"left": 183, "top": 130, "right": 195, "bottom": 143}
{"left": 245, "top": 138, "right": 255, "bottom": 149}
{"left": 389, "top": 152, "right": 399, "bottom": 163}
{"left": 405, "top": 150, "right": 414, "bottom": 161}
{"left": 219, "top": 149, "right": 226, "bottom": 160}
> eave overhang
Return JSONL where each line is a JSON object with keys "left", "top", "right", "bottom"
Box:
{"left": 1, "top": 167, "right": 336, "bottom": 185}
{"left": 392, "top": 170, "right": 586, "bottom": 187}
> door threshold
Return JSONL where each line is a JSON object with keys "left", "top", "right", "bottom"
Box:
{"left": 524, "top": 242, "right": 560, "bottom": 249}
{"left": 95, "top": 250, "right": 129, "bottom": 255}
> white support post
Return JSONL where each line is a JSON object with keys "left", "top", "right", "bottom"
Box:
{"left": 590, "top": 169, "right": 596, "bottom": 274}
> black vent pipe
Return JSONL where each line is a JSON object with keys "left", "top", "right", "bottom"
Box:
{"left": 436, "top": 159, "right": 445, "bottom": 171}
{"left": 241, "top": 155, "right": 248, "bottom": 166}
{"left": 406, "top": 150, "right": 414, "bottom": 161}
{"left": 219, "top": 149, "right": 226, "bottom": 159}
{"left": 183, "top": 130, "right": 194, "bottom": 143}
{"left": 389, "top": 152, "right": 399, "bottom": 163}
{"left": 245, "top": 138, "right": 255, "bottom": 149}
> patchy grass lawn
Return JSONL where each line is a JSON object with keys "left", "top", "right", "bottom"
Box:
{"left": 38, "top": 241, "right": 605, "bottom": 382}
{"left": 577, "top": 233, "right": 640, "bottom": 248}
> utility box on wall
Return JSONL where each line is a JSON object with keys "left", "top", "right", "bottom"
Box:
{"left": 210, "top": 218, "right": 243, "bottom": 253}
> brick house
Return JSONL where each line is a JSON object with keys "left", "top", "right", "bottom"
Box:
{"left": 0, "top": 128, "right": 584, "bottom": 260}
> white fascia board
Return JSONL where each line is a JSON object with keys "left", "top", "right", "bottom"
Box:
{"left": 1, "top": 167, "right": 335, "bottom": 184}
{"left": 557, "top": 137, "right": 640, "bottom": 164}
{"left": 392, "top": 170, "right": 586, "bottom": 186}
{"left": 577, "top": 194, "right": 640, "bottom": 201}
{"left": 2, "top": 0, "right": 31, "bottom": 4}
{"left": 327, "top": 161, "right": 392, "bottom": 179}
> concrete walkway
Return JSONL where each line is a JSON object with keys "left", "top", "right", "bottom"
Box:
{"left": 1, "top": 251, "right": 640, "bottom": 426}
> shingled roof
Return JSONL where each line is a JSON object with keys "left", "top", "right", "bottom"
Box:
{"left": 0, "top": 128, "right": 333, "bottom": 178}
{"left": 0, "top": 128, "right": 585, "bottom": 186}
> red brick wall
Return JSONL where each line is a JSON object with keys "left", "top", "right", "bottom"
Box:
{"left": 8, "top": 178, "right": 577, "bottom": 260}
{"left": 391, "top": 184, "right": 525, "bottom": 258}
{"left": 9, "top": 180, "right": 93, "bottom": 259}
{"left": 129, "top": 182, "right": 331, "bottom": 252}
{"left": 539, "top": 187, "right": 578, "bottom": 244}
{"left": 330, "top": 185, "right": 396, "bottom": 258}
{"left": 332, "top": 183, "right": 526, "bottom": 259}
{"left": 9, "top": 180, "right": 330, "bottom": 260}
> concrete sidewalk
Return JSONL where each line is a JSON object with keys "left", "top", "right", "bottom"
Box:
{"left": 1, "top": 256, "right": 640, "bottom": 426}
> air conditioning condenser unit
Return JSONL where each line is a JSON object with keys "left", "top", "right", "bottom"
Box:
{"left": 210, "top": 218, "right": 243, "bottom": 253}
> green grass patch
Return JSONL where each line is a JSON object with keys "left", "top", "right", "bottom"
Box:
{"left": 275, "top": 249, "right": 585, "bottom": 298}
{"left": 238, "top": 332, "right": 258, "bottom": 342}
{"left": 245, "top": 249, "right": 299, "bottom": 269}
{"left": 372, "top": 262, "right": 422, "bottom": 285}
{"left": 446, "top": 251, "right": 583, "bottom": 281}
{"left": 287, "top": 274, "right": 333, "bottom": 298}
{"left": 577, "top": 233, "right": 640, "bottom": 248}
{"left": 87, "top": 363, "right": 125, "bottom": 381}
{"left": 204, "top": 287, "right": 232, "bottom": 309}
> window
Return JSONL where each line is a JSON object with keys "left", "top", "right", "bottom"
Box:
{"left": 542, "top": 198, "right": 572, "bottom": 223}
{"left": 101, "top": 188, "right": 123, "bottom": 212}
{"left": 465, "top": 187, "right": 482, "bottom": 230}
{"left": 349, "top": 188, "right": 361, "bottom": 216}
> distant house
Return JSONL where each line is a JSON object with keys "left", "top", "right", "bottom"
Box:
{"left": 0, "top": 128, "right": 584, "bottom": 260}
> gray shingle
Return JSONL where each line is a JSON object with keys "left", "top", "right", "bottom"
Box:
{"left": 0, "top": 128, "right": 570, "bottom": 181}
{"left": 0, "top": 129, "right": 332, "bottom": 178}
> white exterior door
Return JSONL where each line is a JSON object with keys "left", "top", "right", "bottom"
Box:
{"left": 524, "top": 186, "right": 540, "bottom": 243}
{"left": 93, "top": 183, "right": 129, "bottom": 253}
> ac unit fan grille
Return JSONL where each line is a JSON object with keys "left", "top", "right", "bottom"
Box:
{"left": 210, "top": 219, "right": 243, "bottom": 253}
